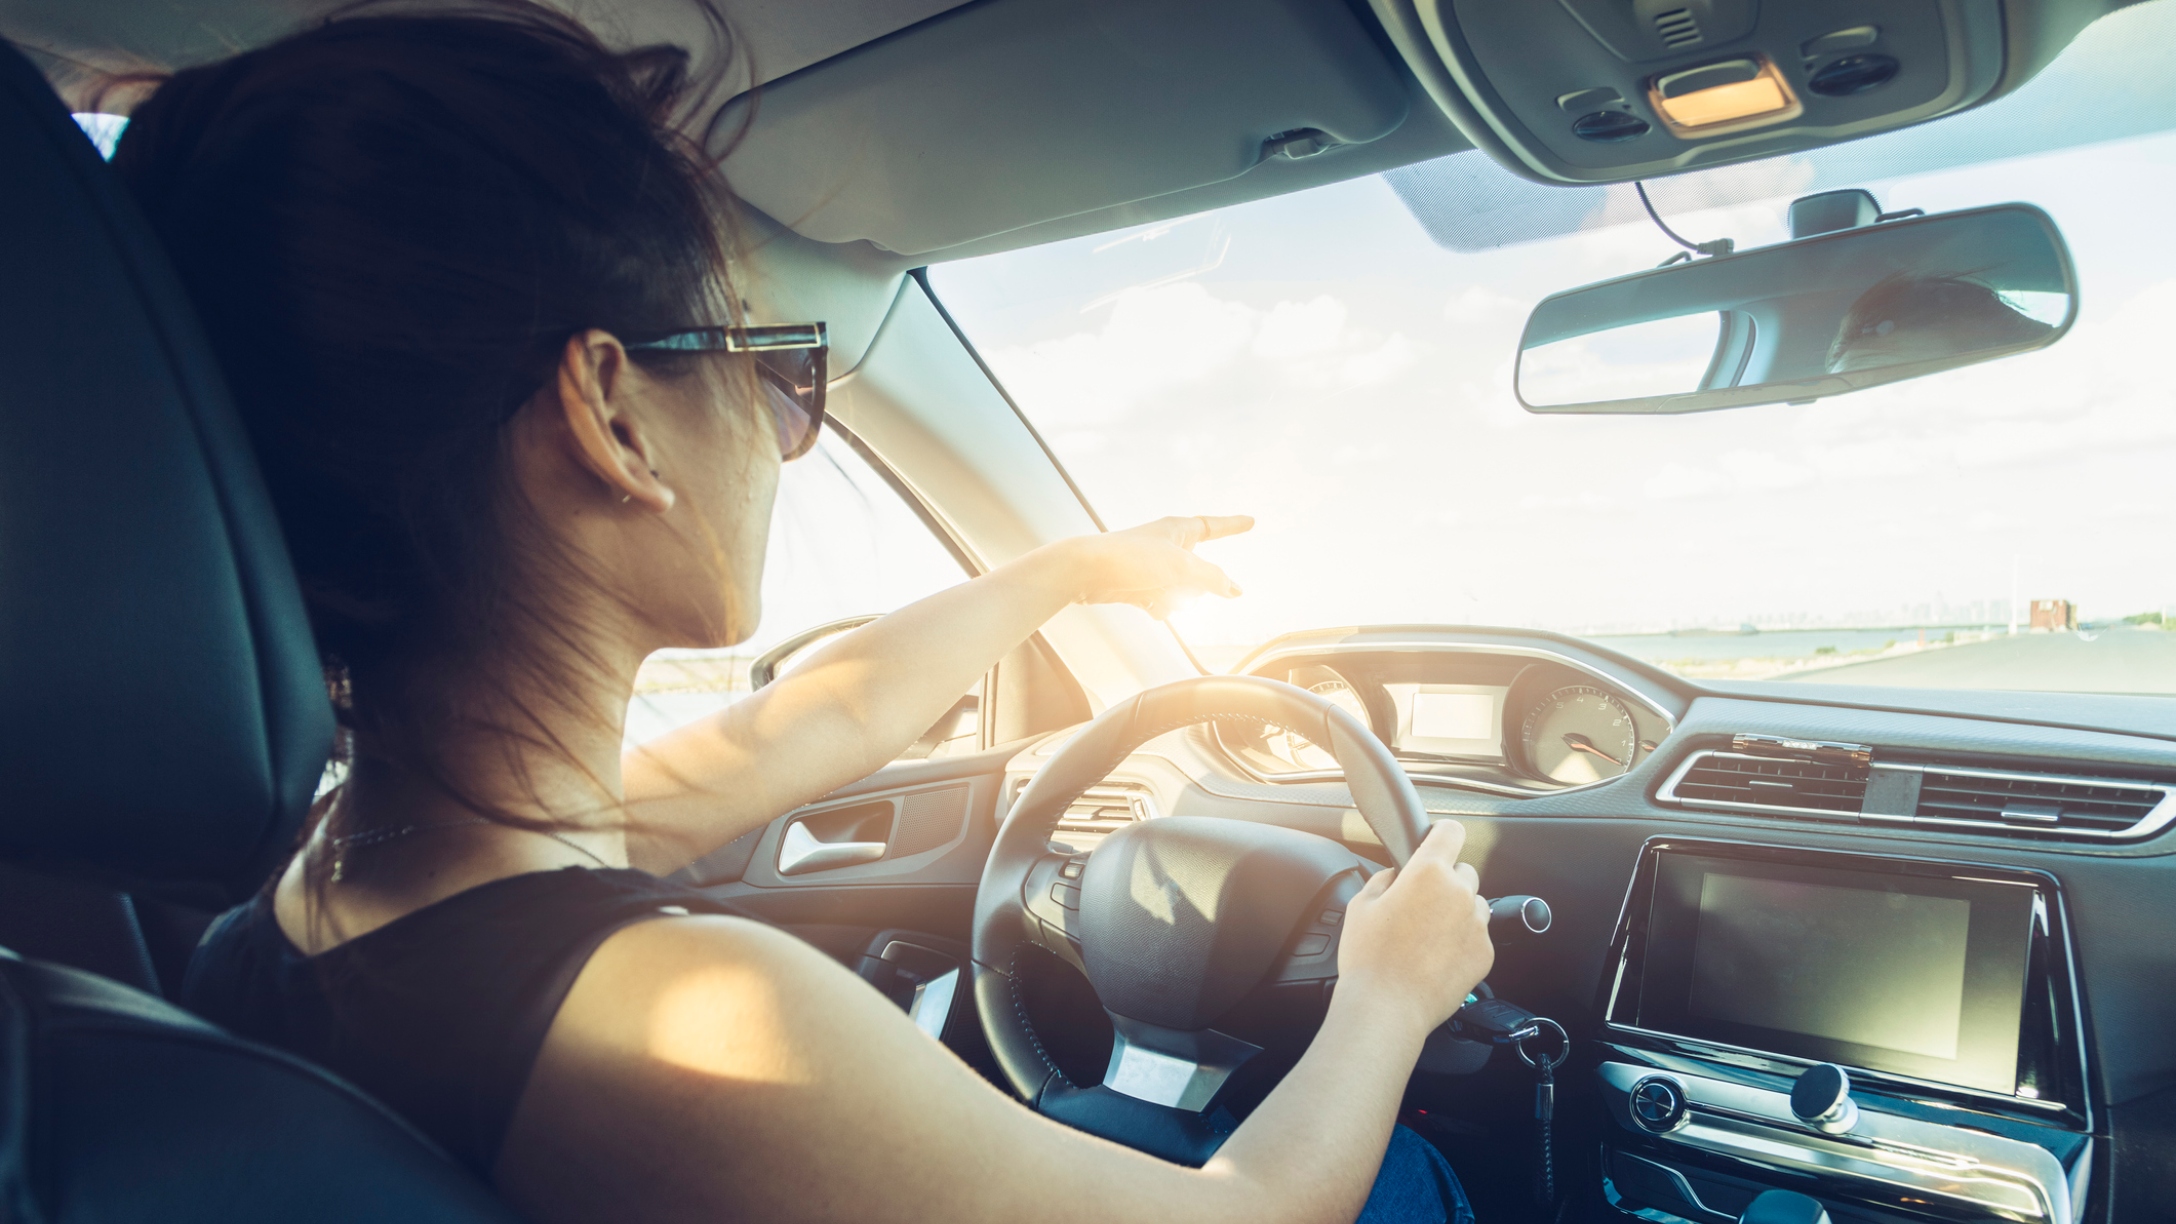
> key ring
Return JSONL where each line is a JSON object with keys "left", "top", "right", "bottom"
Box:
{"left": 1514, "top": 1017, "right": 1570, "bottom": 1072}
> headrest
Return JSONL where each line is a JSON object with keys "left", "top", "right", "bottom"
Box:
{"left": 0, "top": 41, "right": 334, "bottom": 903}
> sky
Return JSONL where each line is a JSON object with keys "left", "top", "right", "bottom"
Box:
{"left": 926, "top": 12, "right": 2176, "bottom": 650}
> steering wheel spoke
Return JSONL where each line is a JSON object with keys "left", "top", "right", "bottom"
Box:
{"left": 1101, "top": 1014, "right": 1263, "bottom": 1112}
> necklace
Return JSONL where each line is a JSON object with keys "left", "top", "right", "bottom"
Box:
{"left": 327, "top": 819, "right": 612, "bottom": 881}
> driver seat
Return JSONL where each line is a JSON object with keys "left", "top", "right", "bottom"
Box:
{"left": 0, "top": 38, "right": 516, "bottom": 1223}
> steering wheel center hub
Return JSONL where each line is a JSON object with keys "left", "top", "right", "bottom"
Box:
{"left": 1078, "top": 817, "right": 1360, "bottom": 1031}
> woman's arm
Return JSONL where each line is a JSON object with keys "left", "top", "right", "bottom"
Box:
{"left": 620, "top": 516, "right": 1248, "bottom": 874}
{"left": 498, "top": 821, "right": 1495, "bottom": 1224}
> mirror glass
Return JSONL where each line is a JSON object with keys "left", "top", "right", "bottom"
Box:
{"left": 1516, "top": 204, "right": 2077, "bottom": 414}
{"left": 1520, "top": 312, "right": 1722, "bottom": 407}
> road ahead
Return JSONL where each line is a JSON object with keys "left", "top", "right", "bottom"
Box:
{"left": 1785, "top": 628, "right": 2176, "bottom": 695}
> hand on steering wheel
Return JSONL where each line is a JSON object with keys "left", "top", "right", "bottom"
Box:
{"left": 971, "top": 674, "right": 1512, "bottom": 1164}
{"left": 1339, "top": 821, "right": 1497, "bottom": 1036}
{"left": 1066, "top": 515, "right": 1252, "bottom": 620}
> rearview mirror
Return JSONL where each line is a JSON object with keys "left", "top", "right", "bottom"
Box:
{"left": 1516, "top": 202, "right": 2077, "bottom": 414}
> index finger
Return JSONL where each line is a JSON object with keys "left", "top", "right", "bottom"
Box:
{"left": 1193, "top": 514, "right": 1254, "bottom": 543}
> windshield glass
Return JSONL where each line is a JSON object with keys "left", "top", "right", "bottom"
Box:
{"left": 927, "top": 2, "right": 2176, "bottom": 696}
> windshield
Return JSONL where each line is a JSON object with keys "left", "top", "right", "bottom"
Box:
{"left": 927, "top": 2, "right": 2176, "bottom": 697}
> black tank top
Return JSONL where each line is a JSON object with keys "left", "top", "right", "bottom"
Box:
{"left": 183, "top": 867, "right": 738, "bottom": 1177}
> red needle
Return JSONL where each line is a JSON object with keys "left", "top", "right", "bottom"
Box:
{"left": 1562, "top": 733, "right": 1624, "bottom": 767}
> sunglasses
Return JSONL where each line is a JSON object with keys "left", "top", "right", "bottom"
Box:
{"left": 627, "top": 322, "right": 829, "bottom": 461}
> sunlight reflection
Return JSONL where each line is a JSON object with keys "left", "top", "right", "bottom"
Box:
{"left": 647, "top": 964, "right": 815, "bottom": 1084}
{"left": 1128, "top": 840, "right": 1223, "bottom": 926}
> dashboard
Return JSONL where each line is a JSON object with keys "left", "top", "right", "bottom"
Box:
{"left": 991, "top": 624, "right": 2176, "bottom": 1224}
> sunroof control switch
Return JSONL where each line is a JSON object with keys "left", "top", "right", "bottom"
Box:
{"left": 1789, "top": 1064, "right": 1858, "bottom": 1135}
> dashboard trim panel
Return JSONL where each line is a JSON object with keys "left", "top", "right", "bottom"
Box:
{"left": 1599, "top": 1061, "right": 2074, "bottom": 1224}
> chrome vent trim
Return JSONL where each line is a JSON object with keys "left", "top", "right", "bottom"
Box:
{"left": 1656, "top": 750, "right": 1868, "bottom": 819}
{"left": 1864, "top": 763, "right": 2176, "bottom": 841}
{"left": 1659, "top": 742, "right": 2176, "bottom": 841}
{"left": 1010, "top": 779, "right": 1159, "bottom": 850}
{"left": 1056, "top": 783, "right": 1159, "bottom": 833}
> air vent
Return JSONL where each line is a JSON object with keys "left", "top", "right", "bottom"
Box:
{"left": 1660, "top": 740, "right": 2176, "bottom": 841}
{"left": 1659, "top": 750, "right": 1868, "bottom": 818}
{"left": 1878, "top": 765, "right": 2175, "bottom": 838}
{"left": 1653, "top": 8, "right": 1703, "bottom": 48}
{"left": 1011, "top": 780, "right": 1159, "bottom": 851}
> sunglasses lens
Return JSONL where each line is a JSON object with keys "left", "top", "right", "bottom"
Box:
{"left": 754, "top": 348, "right": 825, "bottom": 460}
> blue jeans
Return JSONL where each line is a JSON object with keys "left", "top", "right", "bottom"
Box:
{"left": 1356, "top": 1125, "right": 1476, "bottom": 1224}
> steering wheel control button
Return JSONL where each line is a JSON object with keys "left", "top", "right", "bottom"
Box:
{"left": 1789, "top": 1063, "right": 1859, "bottom": 1135}
{"left": 1319, "top": 908, "right": 1342, "bottom": 926}
{"left": 1048, "top": 882, "right": 1080, "bottom": 910}
{"left": 1059, "top": 859, "right": 1083, "bottom": 880}
{"left": 1627, "top": 1075, "right": 1689, "bottom": 1134}
{"left": 1292, "top": 933, "right": 1330, "bottom": 957}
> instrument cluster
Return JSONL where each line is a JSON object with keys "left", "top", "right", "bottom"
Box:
{"left": 1213, "top": 633, "right": 1675, "bottom": 795}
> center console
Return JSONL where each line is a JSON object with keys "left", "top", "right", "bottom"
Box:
{"left": 1594, "top": 839, "right": 2093, "bottom": 1224}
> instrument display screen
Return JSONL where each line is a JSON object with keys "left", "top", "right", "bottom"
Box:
{"left": 1634, "top": 852, "right": 2037, "bottom": 1093}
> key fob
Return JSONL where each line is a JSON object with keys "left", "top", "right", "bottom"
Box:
{"left": 1448, "top": 994, "right": 1543, "bottom": 1045}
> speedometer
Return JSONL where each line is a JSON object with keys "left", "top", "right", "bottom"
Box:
{"left": 1521, "top": 685, "right": 1637, "bottom": 784}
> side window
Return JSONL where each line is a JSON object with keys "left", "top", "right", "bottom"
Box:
{"left": 627, "top": 432, "right": 975, "bottom": 753}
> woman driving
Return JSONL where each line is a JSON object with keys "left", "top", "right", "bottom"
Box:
{"left": 123, "top": 6, "right": 1497, "bottom": 1223}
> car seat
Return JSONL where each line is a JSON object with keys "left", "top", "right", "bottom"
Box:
{"left": 0, "top": 36, "right": 519, "bottom": 1223}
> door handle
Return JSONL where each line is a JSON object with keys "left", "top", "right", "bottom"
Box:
{"left": 778, "top": 820, "right": 887, "bottom": 875}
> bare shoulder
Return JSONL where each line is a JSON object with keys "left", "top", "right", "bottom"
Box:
{"left": 498, "top": 913, "right": 1223, "bottom": 1224}
{"left": 543, "top": 912, "right": 897, "bottom": 1076}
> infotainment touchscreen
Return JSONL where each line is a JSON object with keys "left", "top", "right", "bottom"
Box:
{"left": 1629, "top": 852, "right": 2037, "bottom": 1094}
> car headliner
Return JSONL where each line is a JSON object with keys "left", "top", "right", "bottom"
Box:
{"left": 0, "top": 0, "right": 2146, "bottom": 262}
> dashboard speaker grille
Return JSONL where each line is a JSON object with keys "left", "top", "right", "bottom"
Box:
{"left": 1664, "top": 751, "right": 1868, "bottom": 816}
{"left": 890, "top": 784, "right": 970, "bottom": 857}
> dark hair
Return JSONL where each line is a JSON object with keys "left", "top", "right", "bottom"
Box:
{"left": 1826, "top": 271, "right": 2055, "bottom": 373}
{"left": 110, "top": 4, "right": 748, "bottom": 852}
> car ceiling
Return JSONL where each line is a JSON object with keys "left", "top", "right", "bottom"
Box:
{"left": 0, "top": 0, "right": 2148, "bottom": 266}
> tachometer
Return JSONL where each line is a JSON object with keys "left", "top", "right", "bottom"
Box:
{"left": 1308, "top": 678, "right": 1368, "bottom": 725}
{"left": 1521, "top": 685, "right": 1637, "bottom": 784}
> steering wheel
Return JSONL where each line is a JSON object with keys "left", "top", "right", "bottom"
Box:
{"left": 970, "top": 675, "right": 1435, "bottom": 1163}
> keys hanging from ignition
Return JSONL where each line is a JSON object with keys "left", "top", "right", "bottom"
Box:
{"left": 1447, "top": 994, "right": 1542, "bottom": 1046}
{"left": 1514, "top": 1017, "right": 1571, "bottom": 1212}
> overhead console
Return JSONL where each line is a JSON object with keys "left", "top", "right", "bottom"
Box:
{"left": 1595, "top": 838, "right": 2091, "bottom": 1224}
{"left": 1369, "top": 0, "right": 2011, "bottom": 182}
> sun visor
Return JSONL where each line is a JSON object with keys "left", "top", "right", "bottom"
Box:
{"left": 1367, "top": 0, "right": 2012, "bottom": 184}
{"left": 715, "top": 0, "right": 1411, "bottom": 256}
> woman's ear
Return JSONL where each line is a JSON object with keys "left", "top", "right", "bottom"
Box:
{"left": 554, "top": 329, "right": 677, "bottom": 513}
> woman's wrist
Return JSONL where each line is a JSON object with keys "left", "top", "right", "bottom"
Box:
{"left": 1321, "top": 974, "right": 1437, "bottom": 1057}
{"left": 1009, "top": 534, "right": 1101, "bottom": 606}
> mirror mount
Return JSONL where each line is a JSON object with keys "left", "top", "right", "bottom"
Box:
{"left": 1788, "top": 189, "right": 1928, "bottom": 238}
